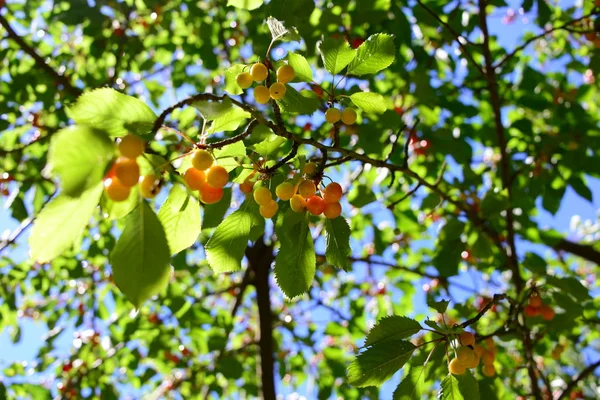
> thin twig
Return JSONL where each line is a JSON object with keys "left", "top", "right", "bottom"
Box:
{"left": 495, "top": 11, "right": 600, "bottom": 69}
{"left": 460, "top": 293, "right": 506, "bottom": 328}
{"left": 415, "top": 0, "right": 485, "bottom": 76}
{"left": 0, "top": 13, "right": 81, "bottom": 98}
{"left": 557, "top": 359, "right": 600, "bottom": 400}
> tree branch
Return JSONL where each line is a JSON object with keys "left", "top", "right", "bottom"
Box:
{"left": 495, "top": 11, "right": 600, "bottom": 69}
{"left": 477, "top": 0, "right": 524, "bottom": 294}
{"left": 460, "top": 294, "right": 506, "bottom": 328}
{"left": 557, "top": 359, "right": 600, "bottom": 400}
{"left": 0, "top": 13, "right": 81, "bottom": 98}
{"left": 415, "top": 0, "right": 485, "bottom": 77}
{"left": 246, "top": 238, "right": 277, "bottom": 400}
{"left": 554, "top": 238, "right": 600, "bottom": 266}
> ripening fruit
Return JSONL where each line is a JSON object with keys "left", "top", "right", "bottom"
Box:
{"left": 482, "top": 364, "right": 495, "bottom": 377}
{"left": 524, "top": 305, "right": 541, "bottom": 317}
{"left": 484, "top": 338, "right": 496, "bottom": 351}
{"left": 184, "top": 167, "right": 206, "bottom": 190}
{"left": 529, "top": 295, "right": 542, "bottom": 308}
{"left": 254, "top": 85, "right": 270, "bottom": 104}
{"left": 459, "top": 332, "right": 475, "bottom": 347}
{"left": 302, "top": 162, "right": 317, "bottom": 175}
{"left": 192, "top": 149, "right": 214, "bottom": 170}
{"left": 253, "top": 186, "right": 272, "bottom": 206}
{"left": 236, "top": 72, "right": 253, "bottom": 89}
{"left": 482, "top": 350, "right": 495, "bottom": 365}
{"left": 198, "top": 182, "right": 223, "bottom": 204}
{"left": 276, "top": 181, "right": 295, "bottom": 201}
{"left": 456, "top": 346, "right": 476, "bottom": 365}
{"left": 298, "top": 179, "right": 316, "bottom": 198}
{"left": 306, "top": 195, "right": 326, "bottom": 216}
{"left": 118, "top": 134, "right": 145, "bottom": 159}
{"left": 323, "top": 182, "right": 343, "bottom": 203}
{"left": 114, "top": 157, "right": 140, "bottom": 187}
{"left": 140, "top": 175, "right": 160, "bottom": 199}
{"left": 325, "top": 107, "right": 341, "bottom": 123}
{"left": 341, "top": 107, "right": 357, "bottom": 125}
{"left": 464, "top": 354, "right": 480, "bottom": 369}
{"left": 259, "top": 199, "right": 278, "bottom": 219}
{"left": 105, "top": 178, "right": 130, "bottom": 202}
{"left": 250, "top": 63, "right": 268, "bottom": 82}
{"left": 277, "top": 64, "right": 295, "bottom": 84}
{"left": 290, "top": 194, "right": 307, "bottom": 212}
{"left": 540, "top": 305, "right": 555, "bottom": 321}
{"left": 323, "top": 202, "right": 342, "bottom": 219}
{"left": 207, "top": 165, "right": 228, "bottom": 188}
{"left": 240, "top": 179, "right": 254, "bottom": 194}
{"left": 449, "top": 358, "right": 466, "bottom": 375}
{"left": 473, "top": 344, "right": 485, "bottom": 358}
{"left": 269, "top": 82, "right": 286, "bottom": 100}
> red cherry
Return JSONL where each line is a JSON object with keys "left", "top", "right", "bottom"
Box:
{"left": 351, "top": 38, "right": 364, "bottom": 48}
{"left": 62, "top": 362, "right": 72, "bottom": 373}
{"left": 304, "top": 122, "right": 312, "bottom": 131}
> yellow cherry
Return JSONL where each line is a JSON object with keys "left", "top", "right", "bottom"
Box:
{"left": 236, "top": 72, "right": 253, "bottom": 89}
{"left": 269, "top": 82, "right": 286, "bottom": 100}
{"left": 254, "top": 85, "right": 270, "bottom": 104}
{"left": 276, "top": 64, "right": 295, "bottom": 84}
{"left": 250, "top": 63, "right": 268, "bottom": 82}
{"left": 325, "top": 108, "right": 341, "bottom": 123}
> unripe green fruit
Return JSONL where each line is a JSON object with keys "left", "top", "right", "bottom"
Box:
{"left": 192, "top": 149, "right": 214, "bottom": 170}
{"left": 341, "top": 107, "right": 357, "bottom": 125}
{"left": 325, "top": 108, "right": 341, "bottom": 123}
{"left": 276, "top": 181, "right": 295, "bottom": 201}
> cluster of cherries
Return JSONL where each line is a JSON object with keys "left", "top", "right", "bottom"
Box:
{"left": 236, "top": 62, "right": 294, "bottom": 103}
{"left": 523, "top": 293, "right": 555, "bottom": 321}
{"left": 183, "top": 150, "right": 229, "bottom": 204}
{"left": 448, "top": 332, "right": 497, "bottom": 378}
{"left": 239, "top": 162, "right": 344, "bottom": 219}
{"left": 104, "top": 134, "right": 160, "bottom": 201}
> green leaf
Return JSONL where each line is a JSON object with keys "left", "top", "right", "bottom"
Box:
{"left": 225, "top": 65, "right": 247, "bottom": 95}
{"left": 66, "top": 88, "right": 156, "bottom": 138}
{"left": 158, "top": 185, "right": 201, "bottom": 255}
{"left": 347, "top": 33, "right": 396, "bottom": 76}
{"left": 569, "top": 175, "right": 593, "bottom": 202}
{"left": 266, "top": 16, "right": 301, "bottom": 43}
{"left": 455, "top": 372, "right": 479, "bottom": 400}
{"left": 100, "top": 186, "right": 140, "bottom": 220}
{"left": 286, "top": 52, "right": 313, "bottom": 82}
{"left": 274, "top": 210, "right": 316, "bottom": 298}
{"left": 227, "top": 0, "right": 263, "bottom": 10}
{"left": 480, "top": 190, "right": 509, "bottom": 217}
{"left": 276, "top": 86, "right": 320, "bottom": 115}
{"left": 347, "top": 339, "right": 416, "bottom": 387}
{"left": 205, "top": 201, "right": 264, "bottom": 273}
{"left": 349, "top": 92, "right": 387, "bottom": 114}
{"left": 30, "top": 183, "right": 103, "bottom": 262}
{"left": 193, "top": 97, "right": 233, "bottom": 120}
{"left": 251, "top": 134, "right": 287, "bottom": 157}
{"left": 428, "top": 299, "right": 450, "bottom": 314}
{"left": 110, "top": 202, "right": 171, "bottom": 308}
{"left": 209, "top": 108, "right": 251, "bottom": 133}
{"left": 47, "top": 126, "right": 114, "bottom": 197}
{"left": 365, "top": 316, "right": 422, "bottom": 347}
{"left": 202, "top": 189, "right": 233, "bottom": 229}
{"left": 214, "top": 141, "right": 247, "bottom": 159}
{"left": 545, "top": 275, "right": 591, "bottom": 302}
{"left": 317, "top": 37, "right": 356, "bottom": 75}
{"left": 324, "top": 217, "right": 351, "bottom": 271}
{"left": 440, "top": 375, "right": 464, "bottom": 400}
